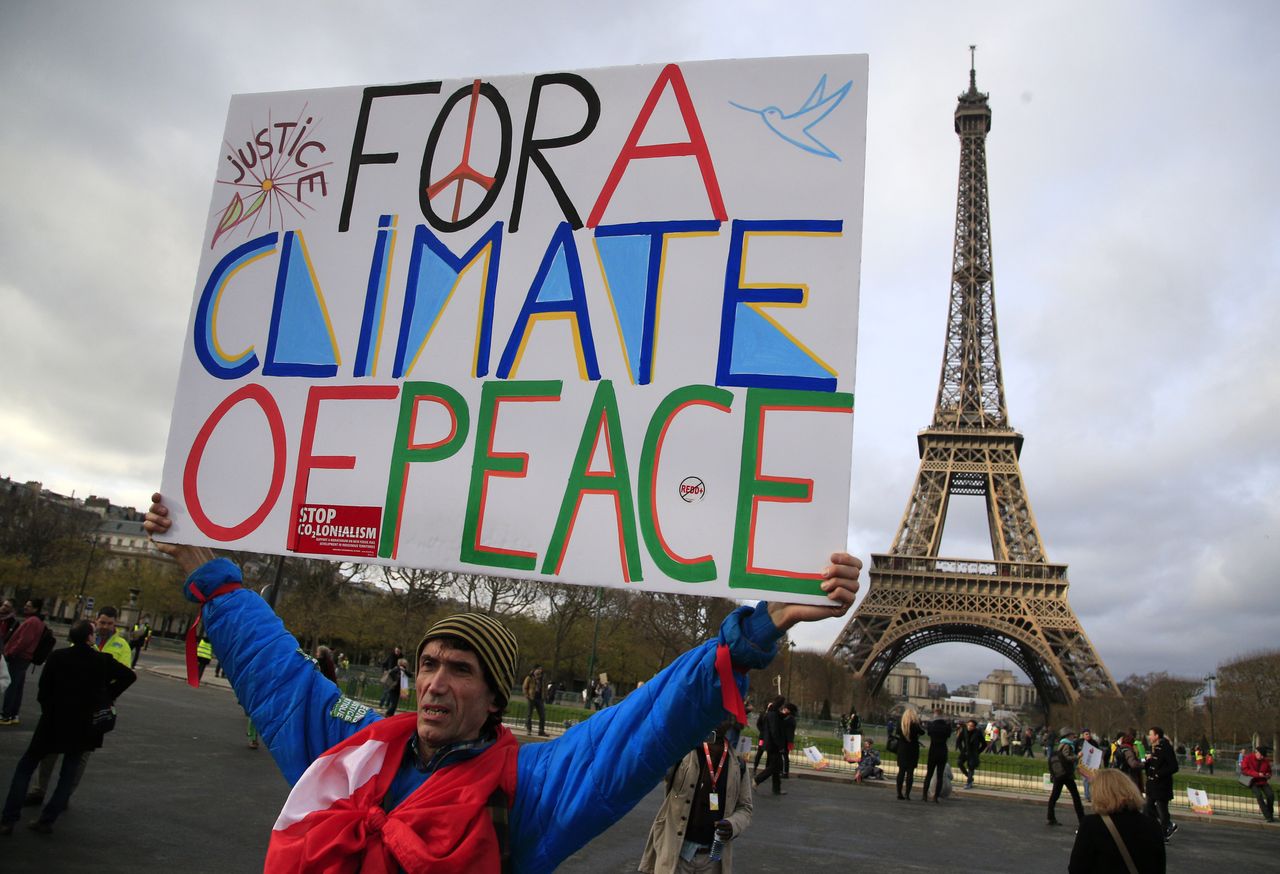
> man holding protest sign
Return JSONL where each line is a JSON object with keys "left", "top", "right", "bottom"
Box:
{"left": 144, "top": 495, "right": 860, "bottom": 873}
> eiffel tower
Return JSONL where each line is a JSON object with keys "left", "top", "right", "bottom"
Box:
{"left": 829, "top": 53, "right": 1117, "bottom": 707}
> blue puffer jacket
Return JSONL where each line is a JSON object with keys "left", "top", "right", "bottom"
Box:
{"left": 188, "top": 558, "right": 784, "bottom": 873}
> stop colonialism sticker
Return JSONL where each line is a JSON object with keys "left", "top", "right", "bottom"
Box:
{"left": 293, "top": 504, "right": 382, "bottom": 557}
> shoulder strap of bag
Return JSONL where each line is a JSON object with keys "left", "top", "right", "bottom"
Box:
{"left": 1101, "top": 815, "right": 1139, "bottom": 874}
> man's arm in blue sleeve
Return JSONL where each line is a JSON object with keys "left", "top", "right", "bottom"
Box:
{"left": 509, "top": 602, "right": 782, "bottom": 874}
{"left": 188, "top": 558, "right": 380, "bottom": 784}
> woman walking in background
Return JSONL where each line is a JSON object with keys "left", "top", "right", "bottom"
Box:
{"left": 895, "top": 707, "right": 924, "bottom": 800}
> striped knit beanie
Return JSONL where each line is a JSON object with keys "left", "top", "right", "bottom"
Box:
{"left": 416, "top": 613, "right": 518, "bottom": 707}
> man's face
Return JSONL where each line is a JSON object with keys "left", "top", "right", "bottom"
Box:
{"left": 0, "top": 600, "right": 12, "bottom": 617}
{"left": 22, "top": 601, "right": 35, "bottom": 615}
{"left": 95, "top": 613, "right": 116, "bottom": 639}
{"left": 415, "top": 639, "right": 498, "bottom": 750}
{"left": 1147, "top": 730, "right": 1158, "bottom": 747}
{"left": 1082, "top": 730, "right": 1092, "bottom": 742}
{"left": 967, "top": 720, "right": 977, "bottom": 730}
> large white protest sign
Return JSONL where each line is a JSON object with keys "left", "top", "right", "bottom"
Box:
{"left": 158, "top": 55, "right": 868, "bottom": 603}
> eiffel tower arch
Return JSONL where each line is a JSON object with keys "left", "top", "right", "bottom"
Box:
{"left": 830, "top": 54, "right": 1118, "bottom": 709}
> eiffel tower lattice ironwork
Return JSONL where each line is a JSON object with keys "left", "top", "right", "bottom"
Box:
{"left": 829, "top": 54, "right": 1117, "bottom": 707}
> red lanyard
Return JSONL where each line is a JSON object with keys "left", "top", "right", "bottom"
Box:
{"left": 703, "top": 742, "right": 729, "bottom": 785}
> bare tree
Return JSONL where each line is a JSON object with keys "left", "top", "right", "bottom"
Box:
{"left": 631, "top": 592, "right": 736, "bottom": 671}
{"left": 1216, "top": 649, "right": 1280, "bottom": 751}
{"left": 537, "top": 582, "right": 601, "bottom": 679}
{"left": 0, "top": 483, "right": 97, "bottom": 576}
{"left": 447, "top": 573, "right": 541, "bottom": 617}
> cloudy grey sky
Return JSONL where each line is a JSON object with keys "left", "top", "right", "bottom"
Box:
{"left": 2, "top": 1, "right": 1277, "bottom": 689}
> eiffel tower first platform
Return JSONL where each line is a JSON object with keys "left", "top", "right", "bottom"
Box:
{"left": 829, "top": 55, "right": 1118, "bottom": 708}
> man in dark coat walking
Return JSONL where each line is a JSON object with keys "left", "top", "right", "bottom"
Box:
{"left": 0, "top": 620, "right": 136, "bottom": 834}
{"left": 753, "top": 695, "right": 789, "bottom": 795}
{"left": 1143, "top": 725, "right": 1180, "bottom": 840}
{"left": 781, "top": 701, "right": 797, "bottom": 778}
{"left": 956, "top": 718, "right": 983, "bottom": 789}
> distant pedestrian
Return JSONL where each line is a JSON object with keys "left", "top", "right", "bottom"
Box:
{"left": 1068, "top": 769, "right": 1166, "bottom": 873}
{"left": 0, "top": 600, "right": 18, "bottom": 651}
{"left": 128, "top": 619, "right": 151, "bottom": 668}
{"left": 956, "top": 718, "right": 982, "bottom": 789}
{"left": 196, "top": 634, "right": 214, "bottom": 682}
{"left": 313, "top": 645, "right": 338, "bottom": 683}
{"left": 378, "top": 646, "right": 403, "bottom": 713}
{"left": 753, "top": 695, "right": 789, "bottom": 796}
{"left": 1, "top": 599, "right": 47, "bottom": 725}
{"left": 1047, "top": 727, "right": 1085, "bottom": 827}
{"left": 1112, "top": 731, "right": 1145, "bottom": 794}
{"left": 781, "top": 701, "right": 796, "bottom": 779}
{"left": 382, "top": 658, "right": 408, "bottom": 717}
{"left": 1239, "top": 744, "right": 1274, "bottom": 823}
{"left": 1021, "top": 725, "right": 1035, "bottom": 757}
{"left": 752, "top": 701, "right": 772, "bottom": 775}
{"left": 0, "top": 620, "right": 136, "bottom": 835}
{"left": 1142, "top": 726, "right": 1179, "bottom": 841}
{"left": 921, "top": 707, "right": 951, "bottom": 802}
{"left": 523, "top": 664, "right": 547, "bottom": 736}
{"left": 895, "top": 707, "right": 924, "bottom": 800}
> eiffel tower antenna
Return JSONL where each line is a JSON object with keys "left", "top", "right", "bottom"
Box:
{"left": 829, "top": 57, "right": 1118, "bottom": 709}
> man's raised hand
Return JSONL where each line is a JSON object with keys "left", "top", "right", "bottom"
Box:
{"left": 143, "top": 492, "right": 215, "bottom": 577}
{"left": 766, "top": 552, "right": 862, "bottom": 633}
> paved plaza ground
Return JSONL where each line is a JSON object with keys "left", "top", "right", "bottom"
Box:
{"left": 0, "top": 645, "right": 1273, "bottom": 872}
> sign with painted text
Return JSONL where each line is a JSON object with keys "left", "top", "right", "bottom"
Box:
{"left": 158, "top": 55, "right": 868, "bottom": 603}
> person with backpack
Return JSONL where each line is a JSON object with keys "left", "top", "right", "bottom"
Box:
{"left": 1, "top": 599, "right": 50, "bottom": 726}
{"left": 1047, "top": 727, "right": 1085, "bottom": 827}
{"left": 1142, "top": 726, "right": 1180, "bottom": 841}
{"left": 1112, "top": 731, "right": 1145, "bottom": 794}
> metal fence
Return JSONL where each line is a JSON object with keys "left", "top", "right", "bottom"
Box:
{"left": 790, "top": 735, "right": 1264, "bottom": 819}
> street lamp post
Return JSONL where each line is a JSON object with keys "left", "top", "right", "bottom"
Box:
{"left": 1204, "top": 674, "right": 1217, "bottom": 775}
{"left": 785, "top": 639, "right": 797, "bottom": 699}
{"left": 76, "top": 536, "right": 98, "bottom": 619}
{"left": 585, "top": 587, "right": 604, "bottom": 690}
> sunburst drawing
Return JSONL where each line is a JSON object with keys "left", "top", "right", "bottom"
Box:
{"left": 210, "top": 104, "right": 332, "bottom": 248}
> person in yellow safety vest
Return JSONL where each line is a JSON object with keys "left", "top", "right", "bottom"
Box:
{"left": 128, "top": 620, "right": 151, "bottom": 668}
{"left": 196, "top": 635, "right": 214, "bottom": 682}
{"left": 25, "top": 606, "right": 138, "bottom": 807}
{"left": 93, "top": 606, "right": 133, "bottom": 668}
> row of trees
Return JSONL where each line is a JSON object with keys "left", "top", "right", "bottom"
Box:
{"left": 2, "top": 481, "right": 1275, "bottom": 744}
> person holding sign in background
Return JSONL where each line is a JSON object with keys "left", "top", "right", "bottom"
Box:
{"left": 144, "top": 495, "right": 860, "bottom": 873}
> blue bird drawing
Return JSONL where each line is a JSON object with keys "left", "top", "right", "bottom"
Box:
{"left": 729, "top": 74, "right": 853, "bottom": 160}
